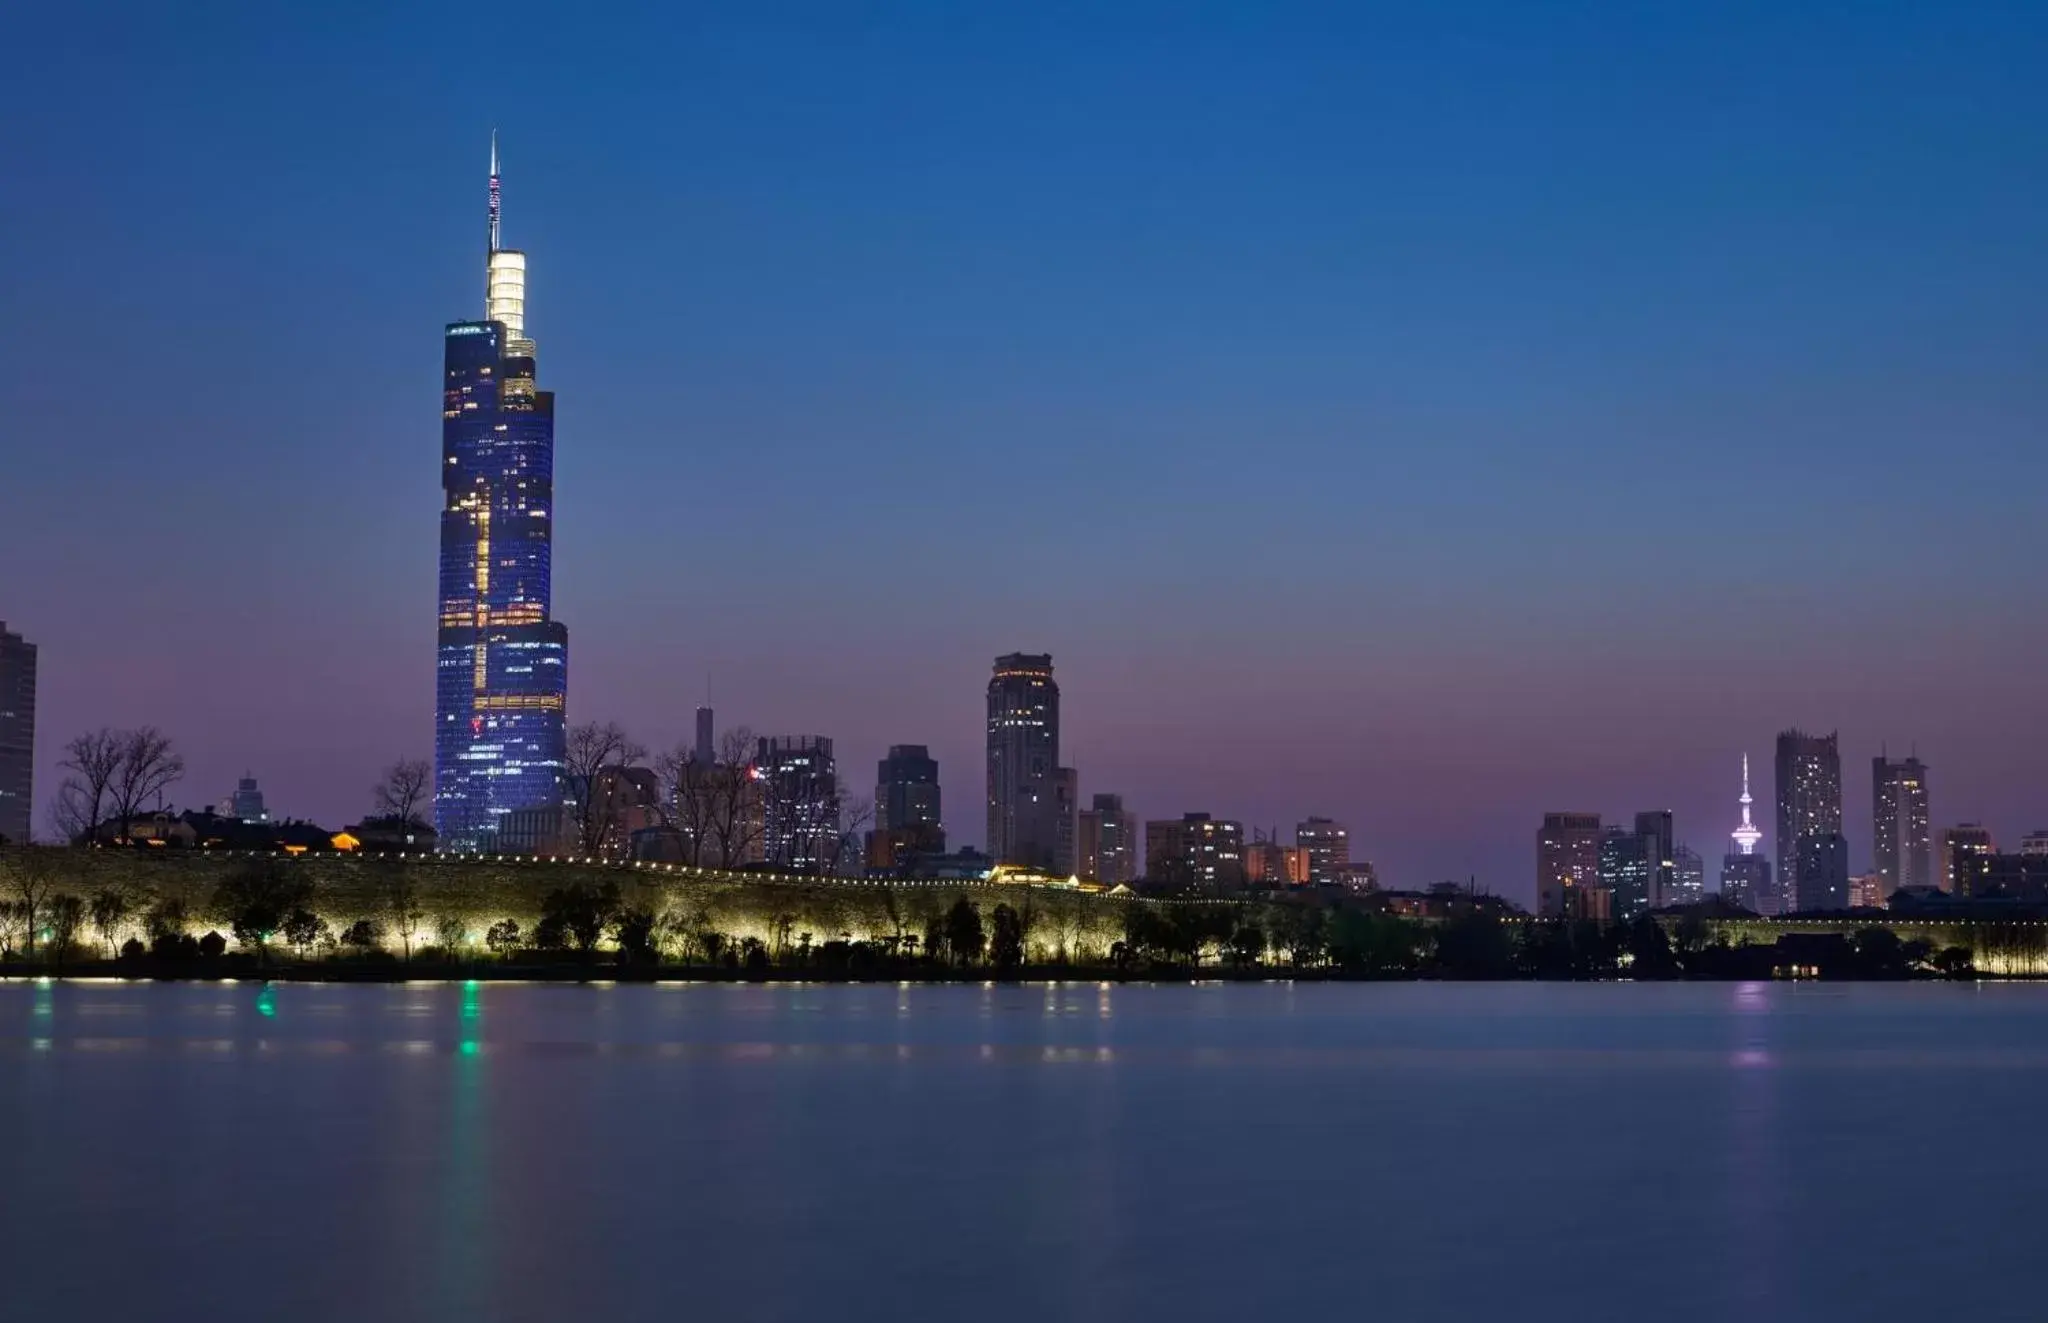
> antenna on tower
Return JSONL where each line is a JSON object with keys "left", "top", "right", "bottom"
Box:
{"left": 487, "top": 130, "right": 502, "bottom": 254}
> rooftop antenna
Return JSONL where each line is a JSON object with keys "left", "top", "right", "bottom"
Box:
{"left": 487, "top": 130, "right": 502, "bottom": 254}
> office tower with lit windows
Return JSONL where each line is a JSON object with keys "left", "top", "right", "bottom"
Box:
{"left": 1078, "top": 792, "right": 1137, "bottom": 886}
{"left": 871, "top": 744, "right": 944, "bottom": 869}
{"left": 1872, "top": 755, "right": 1931, "bottom": 896}
{"left": 986, "top": 653, "right": 1061, "bottom": 870}
{"left": 1634, "top": 809, "right": 1676, "bottom": 907}
{"left": 1942, "top": 823, "right": 1995, "bottom": 895}
{"left": 758, "top": 736, "right": 841, "bottom": 873}
{"left": 1795, "top": 832, "right": 1850, "bottom": 910}
{"left": 1145, "top": 813, "right": 1246, "bottom": 891}
{"left": 1775, "top": 729, "right": 1842, "bottom": 916}
{"left": 1296, "top": 816, "right": 1350, "bottom": 886}
{"left": 1536, "top": 812, "right": 1603, "bottom": 918}
{"left": 1598, "top": 826, "right": 1656, "bottom": 922}
{"left": 1670, "top": 844, "right": 1706, "bottom": 908}
{"left": 433, "top": 138, "right": 569, "bottom": 850}
{"left": 0, "top": 622, "right": 34, "bottom": 845}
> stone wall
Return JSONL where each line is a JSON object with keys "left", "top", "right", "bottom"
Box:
{"left": 0, "top": 847, "right": 1137, "bottom": 962}
{"left": 1693, "top": 915, "right": 2048, "bottom": 975}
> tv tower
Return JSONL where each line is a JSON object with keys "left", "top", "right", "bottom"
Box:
{"left": 1730, "top": 754, "right": 1763, "bottom": 856}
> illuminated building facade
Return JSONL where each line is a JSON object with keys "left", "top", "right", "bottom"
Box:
{"left": 433, "top": 139, "right": 570, "bottom": 850}
{"left": 1634, "top": 809, "right": 1676, "bottom": 907}
{"left": 1536, "top": 812, "right": 1602, "bottom": 918}
{"left": 1244, "top": 837, "right": 1309, "bottom": 888}
{"left": 1670, "top": 844, "right": 1706, "bottom": 907}
{"left": 1144, "top": 813, "right": 1246, "bottom": 891}
{"left": 1078, "top": 792, "right": 1137, "bottom": 886}
{"left": 0, "top": 621, "right": 33, "bottom": 845}
{"left": 1872, "top": 755, "right": 1931, "bottom": 896}
{"left": 1721, "top": 854, "right": 1772, "bottom": 912}
{"left": 1774, "top": 729, "right": 1842, "bottom": 916}
{"left": 1296, "top": 816, "right": 1350, "bottom": 886}
{"left": 758, "top": 735, "right": 841, "bottom": 873}
{"left": 1598, "top": 826, "right": 1655, "bottom": 922}
{"left": 986, "top": 653, "right": 1061, "bottom": 870}
{"left": 1942, "top": 823, "right": 1995, "bottom": 895}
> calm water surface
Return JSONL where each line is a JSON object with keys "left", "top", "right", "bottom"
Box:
{"left": 1, "top": 979, "right": 2041, "bottom": 1322}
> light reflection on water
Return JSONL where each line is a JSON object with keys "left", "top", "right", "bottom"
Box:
{"left": 3, "top": 980, "right": 2046, "bottom": 1323}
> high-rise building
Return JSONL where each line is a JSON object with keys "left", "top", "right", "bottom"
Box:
{"left": 1721, "top": 855, "right": 1772, "bottom": 912}
{"left": 1053, "top": 767, "right": 1079, "bottom": 877}
{"left": 1144, "top": 813, "right": 1245, "bottom": 891}
{"left": 229, "top": 774, "right": 269, "bottom": 824}
{"left": 1670, "top": 844, "right": 1706, "bottom": 908}
{"left": 1872, "top": 755, "right": 1932, "bottom": 896}
{"left": 1848, "top": 873, "right": 1886, "bottom": 909}
{"left": 1077, "top": 792, "right": 1137, "bottom": 886}
{"left": 871, "top": 744, "right": 944, "bottom": 869}
{"left": 758, "top": 736, "right": 840, "bottom": 873}
{"left": 1635, "top": 810, "right": 1676, "bottom": 908}
{"left": 693, "top": 706, "right": 715, "bottom": 765}
{"left": 1598, "top": 827, "right": 1655, "bottom": 922}
{"left": 1722, "top": 754, "right": 1771, "bottom": 912}
{"left": 986, "top": 653, "right": 1060, "bottom": 870}
{"left": 1775, "top": 730, "right": 1842, "bottom": 916}
{"left": 0, "top": 622, "right": 33, "bottom": 845}
{"left": 590, "top": 765, "right": 661, "bottom": 858}
{"left": 1244, "top": 837, "right": 1309, "bottom": 888}
{"left": 1942, "top": 823, "right": 1995, "bottom": 895}
{"left": 1296, "top": 816, "right": 1350, "bottom": 886}
{"left": 433, "top": 139, "right": 569, "bottom": 850}
{"left": 1795, "top": 832, "right": 1850, "bottom": 911}
{"left": 1536, "top": 812, "right": 1603, "bottom": 918}
{"left": 2022, "top": 831, "right": 2048, "bottom": 858}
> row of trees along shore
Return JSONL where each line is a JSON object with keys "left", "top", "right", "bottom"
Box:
{"left": 27, "top": 719, "right": 874, "bottom": 877}
{"left": 0, "top": 847, "right": 1986, "bottom": 979}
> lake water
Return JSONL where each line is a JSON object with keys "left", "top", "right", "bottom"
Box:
{"left": 1, "top": 979, "right": 2042, "bottom": 1322}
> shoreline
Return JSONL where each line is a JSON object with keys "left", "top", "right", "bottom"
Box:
{"left": 0, "top": 958, "right": 1992, "bottom": 985}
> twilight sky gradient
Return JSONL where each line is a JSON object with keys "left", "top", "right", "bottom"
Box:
{"left": 4, "top": 2, "right": 2045, "bottom": 897}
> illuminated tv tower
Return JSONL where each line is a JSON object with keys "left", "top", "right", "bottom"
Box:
{"left": 1731, "top": 754, "right": 1763, "bottom": 856}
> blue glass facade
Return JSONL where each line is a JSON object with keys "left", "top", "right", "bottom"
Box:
{"left": 433, "top": 318, "right": 568, "bottom": 849}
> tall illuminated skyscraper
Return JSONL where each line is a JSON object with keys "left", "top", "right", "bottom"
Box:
{"left": 1774, "top": 729, "right": 1841, "bottom": 915}
{"left": 1872, "top": 754, "right": 1931, "bottom": 896}
{"left": 0, "top": 622, "right": 34, "bottom": 845}
{"left": 433, "top": 137, "right": 570, "bottom": 850}
{"left": 986, "top": 653, "right": 1060, "bottom": 870}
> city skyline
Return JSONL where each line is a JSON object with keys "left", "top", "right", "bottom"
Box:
{"left": 5, "top": 5, "right": 2047, "bottom": 899}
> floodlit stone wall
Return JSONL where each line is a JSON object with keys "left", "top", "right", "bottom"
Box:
{"left": 0, "top": 847, "right": 1137, "bottom": 962}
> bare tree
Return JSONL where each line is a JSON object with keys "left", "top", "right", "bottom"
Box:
{"left": 563, "top": 721, "right": 648, "bottom": 857}
{"left": 108, "top": 727, "right": 184, "bottom": 842}
{"left": 823, "top": 792, "right": 875, "bottom": 878}
{"left": 54, "top": 728, "right": 125, "bottom": 844}
{"left": 373, "top": 758, "right": 432, "bottom": 827}
{"left": 0, "top": 849, "right": 61, "bottom": 956}
{"left": 656, "top": 726, "right": 768, "bottom": 870}
{"left": 382, "top": 867, "right": 423, "bottom": 960}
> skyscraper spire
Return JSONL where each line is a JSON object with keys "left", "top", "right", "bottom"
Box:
{"left": 1731, "top": 753, "right": 1763, "bottom": 856}
{"left": 487, "top": 130, "right": 502, "bottom": 254}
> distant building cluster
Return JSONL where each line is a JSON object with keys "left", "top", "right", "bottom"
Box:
{"left": 1538, "top": 730, "right": 2047, "bottom": 919}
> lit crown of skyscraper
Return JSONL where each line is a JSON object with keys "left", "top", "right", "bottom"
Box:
{"left": 485, "top": 131, "right": 530, "bottom": 349}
